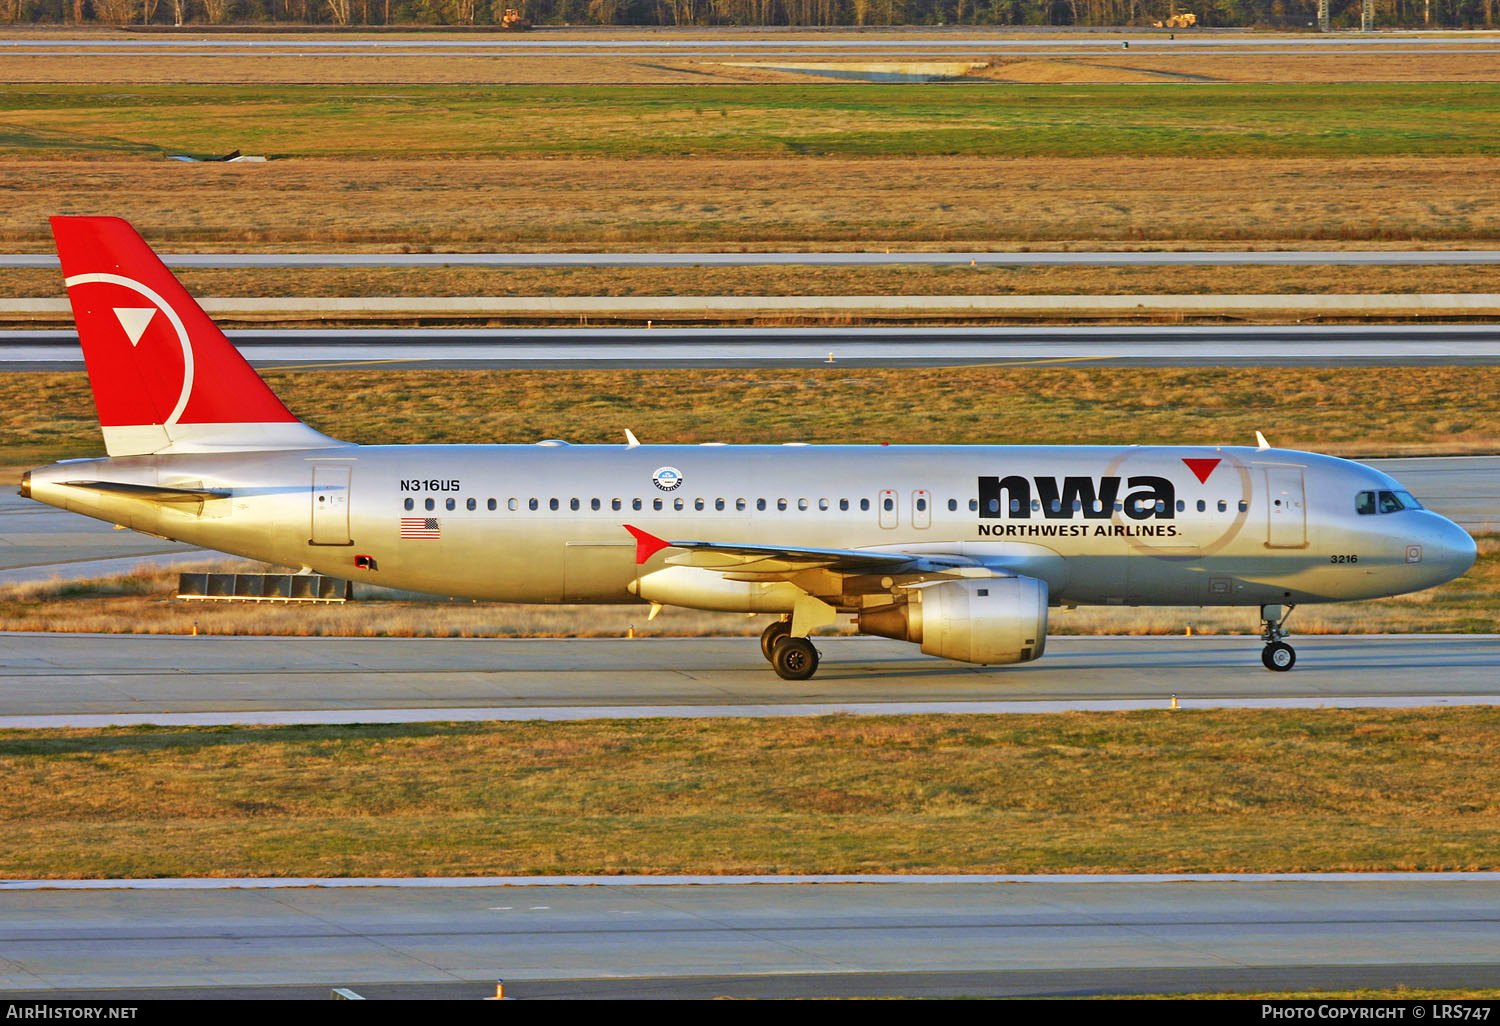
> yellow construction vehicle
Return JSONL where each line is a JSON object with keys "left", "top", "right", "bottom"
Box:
{"left": 1151, "top": 12, "right": 1197, "bottom": 26}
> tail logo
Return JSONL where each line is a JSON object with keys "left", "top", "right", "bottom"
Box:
{"left": 65, "top": 272, "right": 195, "bottom": 428}
{"left": 114, "top": 307, "right": 157, "bottom": 347}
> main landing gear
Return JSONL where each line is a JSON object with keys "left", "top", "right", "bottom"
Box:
{"left": 1259, "top": 603, "right": 1296, "bottom": 672}
{"left": 760, "top": 618, "right": 819, "bottom": 681}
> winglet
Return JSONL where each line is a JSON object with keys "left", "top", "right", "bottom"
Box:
{"left": 625, "top": 429, "right": 641, "bottom": 448}
{"left": 1255, "top": 431, "right": 1271, "bottom": 451}
{"left": 624, "top": 524, "right": 672, "bottom": 565}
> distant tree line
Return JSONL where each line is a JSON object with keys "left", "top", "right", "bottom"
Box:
{"left": 4, "top": 0, "right": 1494, "bottom": 29}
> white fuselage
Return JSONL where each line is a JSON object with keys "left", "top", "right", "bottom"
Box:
{"left": 24, "top": 442, "right": 1476, "bottom": 613}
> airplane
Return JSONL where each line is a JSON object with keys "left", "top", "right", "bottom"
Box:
{"left": 20, "top": 217, "right": 1478, "bottom": 680}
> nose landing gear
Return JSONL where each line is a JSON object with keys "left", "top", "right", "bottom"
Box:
{"left": 1259, "top": 603, "right": 1297, "bottom": 671}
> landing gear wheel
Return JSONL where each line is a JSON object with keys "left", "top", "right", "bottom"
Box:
{"left": 771, "top": 636, "right": 820, "bottom": 681}
{"left": 760, "top": 620, "right": 792, "bottom": 662}
{"left": 1261, "top": 642, "right": 1296, "bottom": 672}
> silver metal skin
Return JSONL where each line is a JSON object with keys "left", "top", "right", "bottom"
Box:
{"left": 22, "top": 441, "right": 1475, "bottom": 652}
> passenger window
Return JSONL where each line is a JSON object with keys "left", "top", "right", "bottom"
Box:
{"left": 425, "top": 498, "right": 435, "bottom": 511}
{"left": 612, "top": 499, "right": 622, "bottom": 511}
{"left": 1031, "top": 500, "right": 1041, "bottom": 512}
{"left": 1217, "top": 500, "right": 1227, "bottom": 513}
{"left": 818, "top": 498, "right": 829, "bottom": 511}
{"left": 988, "top": 498, "right": 1000, "bottom": 514}
{"left": 916, "top": 497, "right": 927, "bottom": 512}
{"left": 861, "top": 499, "right": 871, "bottom": 512}
{"left": 674, "top": 498, "right": 684, "bottom": 511}
{"left": 466, "top": 498, "right": 476, "bottom": 511}
{"left": 508, "top": 499, "right": 518, "bottom": 511}
{"left": 1175, "top": 500, "right": 1185, "bottom": 513}
{"left": 1050, "top": 500, "right": 1061, "bottom": 514}
{"left": 1072, "top": 500, "right": 1082, "bottom": 512}
{"left": 653, "top": 498, "right": 663, "bottom": 511}
{"left": 1196, "top": 499, "right": 1206, "bottom": 512}
{"left": 695, "top": 498, "right": 705, "bottom": 511}
{"left": 488, "top": 498, "right": 497, "bottom": 511}
{"left": 1010, "top": 498, "right": 1020, "bottom": 514}
{"left": 715, "top": 498, "right": 725, "bottom": 511}
{"left": 778, "top": 499, "right": 788, "bottom": 511}
{"left": 1113, "top": 502, "right": 1123, "bottom": 512}
{"left": 883, "top": 497, "right": 894, "bottom": 512}
{"left": 947, "top": 499, "right": 956, "bottom": 512}
{"left": 446, "top": 498, "right": 456, "bottom": 511}
{"left": 633, "top": 498, "right": 643, "bottom": 511}
{"left": 529, "top": 498, "right": 539, "bottom": 511}
{"left": 550, "top": 498, "right": 560, "bottom": 511}
{"left": 591, "top": 498, "right": 601, "bottom": 511}
{"left": 798, "top": 498, "right": 808, "bottom": 511}
{"left": 404, "top": 498, "right": 414, "bottom": 511}
{"left": 1378, "top": 490, "right": 1404, "bottom": 514}
{"left": 570, "top": 498, "right": 580, "bottom": 511}
{"left": 969, "top": 499, "right": 978, "bottom": 512}
{"left": 757, "top": 499, "right": 767, "bottom": 511}
{"left": 1238, "top": 500, "right": 1248, "bottom": 513}
{"left": 1156, "top": 501, "right": 1166, "bottom": 513}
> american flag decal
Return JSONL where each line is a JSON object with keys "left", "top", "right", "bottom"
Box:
{"left": 400, "top": 517, "right": 441, "bottom": 539}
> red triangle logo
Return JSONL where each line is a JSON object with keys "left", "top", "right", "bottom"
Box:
{"left": 1183, "top": 458, "right": 1221, "bottom": 484}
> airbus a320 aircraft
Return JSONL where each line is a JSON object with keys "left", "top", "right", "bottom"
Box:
{"left": 22, "top": 217, "right": 1477, "bottom": 680}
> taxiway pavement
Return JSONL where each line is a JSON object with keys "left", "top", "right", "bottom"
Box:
{"left": 1, "top": 634, "right": 1497, "bottom": 727}
{"left": 2, "top": 878, "right": 1497, "bottom": 997}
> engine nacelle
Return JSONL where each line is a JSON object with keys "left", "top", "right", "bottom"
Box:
{"left": 857, "top": 577, "right": 1048, "bottom": 665}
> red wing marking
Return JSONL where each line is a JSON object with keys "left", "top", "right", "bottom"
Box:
{"left": 623, "top": 524, "right": 672, "bottom": 565}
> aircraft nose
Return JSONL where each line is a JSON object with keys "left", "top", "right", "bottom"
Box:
{"left": 1421, "top": 515, "right": 1477, "bottom": 585}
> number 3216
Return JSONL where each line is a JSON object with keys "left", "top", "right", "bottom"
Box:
{"left": 1330, "top": 554, "right": 1359, "bottom": 564}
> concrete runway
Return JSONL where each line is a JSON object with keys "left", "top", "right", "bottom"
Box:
{"left": 2, "top": 634, "right": 1497, "bottom": 727}
{"left": 2, "top": 879, "right": 1498, "bottom": 997}
{"left": 9, "top": 249, "right": 1500, "bottom": 269}
{"left": 7, "top": 325, "right": 1500, "bottom": 370}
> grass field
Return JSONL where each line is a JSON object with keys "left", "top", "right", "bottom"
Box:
{"left": 9, "top": 263, "right": 1500, "bottom": 301}
{"left": 5, "top": 84, "right": 1500, "bottom": 161}
{"left": 2, "top": 708, "right": 1495, "bottom": 878}
{"left": 7, "top": 365, "right": 1497, "bottom": 470}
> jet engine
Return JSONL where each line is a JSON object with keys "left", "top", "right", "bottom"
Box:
{"left": 856, "top": 577, "right": 1048, "bottom": 665}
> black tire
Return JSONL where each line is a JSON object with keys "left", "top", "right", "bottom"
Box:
{"left": 1261, "top": 642, "right": 1296, "bottom": 672}
{"left": 760, "top": 620, "right": 792, "bottom": 662}
{"left": 772, "top": 636, "right": 819, "bottom": 681}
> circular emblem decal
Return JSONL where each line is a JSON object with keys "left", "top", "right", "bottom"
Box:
{"left": 652, "top": 466, "right": 684, "bottom": 492}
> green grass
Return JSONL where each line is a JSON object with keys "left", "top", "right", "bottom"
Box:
{"left": 2, "top": 709, "right": 1497, "bottom": 878}
{"left": 4, "top": 83, "right": 1499, "bottom": 159}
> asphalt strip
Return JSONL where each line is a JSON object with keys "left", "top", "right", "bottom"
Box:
{"left": 2, "top": 694, "right": 1497, "bottom": 729}
{"left": 4, "top": 872, "right": 1500, "bottom": 890}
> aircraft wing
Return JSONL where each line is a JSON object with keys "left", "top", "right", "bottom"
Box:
{"left": 623, "top": 525, "right": 990, "bottom": 578}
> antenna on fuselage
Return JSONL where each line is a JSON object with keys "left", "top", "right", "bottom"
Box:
{"left": 625, "top": 429, "right": 641, "bottom": 448}
{"left": 1255, "top": 431, "right": 1271, "bottom": 451}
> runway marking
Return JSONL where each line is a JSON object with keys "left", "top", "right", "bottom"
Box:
{"left": 4, "top": 872, "right": 1500, "bottom": 890}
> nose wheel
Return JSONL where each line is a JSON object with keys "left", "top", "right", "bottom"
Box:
{"left": 1259, "top": 603, "right": 1297, "bottom": 672}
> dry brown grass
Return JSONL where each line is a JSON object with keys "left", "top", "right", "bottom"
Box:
{"left": 10, "top": 263, "right": 1500, "bottom": 300}
{"left": 7, "top": 156, "right": 1499, "bottom": 252}
{"left": 3, "top": 707, "right": 1498, "bottom": 877}
{"left": 8, "top": 365, "right": 1500, "bottom": 470}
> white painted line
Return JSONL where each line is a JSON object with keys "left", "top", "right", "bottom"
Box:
{"left": 3, "top": 694, "right": 1498, "bottom": 730}
{"left": 4, "top": 872, "right": 1500, "bottom": 890}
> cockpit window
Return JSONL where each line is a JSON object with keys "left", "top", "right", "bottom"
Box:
{"left": 1358, "top": 489, "right": 1422, "bottom": 515}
